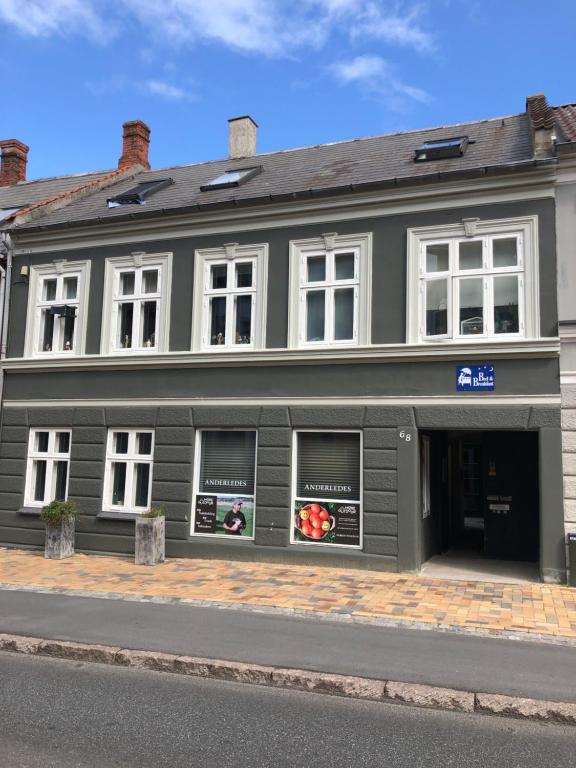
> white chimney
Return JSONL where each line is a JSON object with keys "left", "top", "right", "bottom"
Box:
{"left": 228, "top": 116, "right": 258, "bottom": 159}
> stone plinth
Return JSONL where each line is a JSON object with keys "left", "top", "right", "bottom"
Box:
{"left": 135, "top": 517, "right": 165, "bottom": 566}
{"left": 44, "top": 518, "right": 75, "bottom": 560}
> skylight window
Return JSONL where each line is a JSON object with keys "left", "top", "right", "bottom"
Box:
{"left": 107, "top": 178, "right": 174, "bottom": 208}
{"left": 200, "top": 166, "right": 262, "bottom": 191}
{"left": 414, "top": 136, "right": 469, "bottom": 162}
{"left": 0, "top": 207, "right": 20, "bottom": 221}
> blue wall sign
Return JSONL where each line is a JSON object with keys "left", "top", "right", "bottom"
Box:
{"left": 457, "top": 365, "right": 495, "bottom": 391}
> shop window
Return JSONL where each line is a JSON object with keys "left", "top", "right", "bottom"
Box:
{"left": 25, "top": 261, "right": 90, "bottom": 357}
{"left": 292, "top": 431, "right": 362, "bottom": 548}
{"left": 103, "top": 430, "right": 154, "bottom": 513}
{"left": 25, "top": 429, "right": 71, "bottom": 507}
{"left": 192, "top": 430, "right": 257, "bottom": 539}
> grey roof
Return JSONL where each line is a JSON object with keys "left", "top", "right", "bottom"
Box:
{"left": 0, "top": 170, "right": 111, "bottom": 212}
{"left": 16, "top": 112, "right": 542, "bottom": 232}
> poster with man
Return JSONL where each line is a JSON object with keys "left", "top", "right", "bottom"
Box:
{"left": 194, "top": 494, "right": 254, "bottom": 538}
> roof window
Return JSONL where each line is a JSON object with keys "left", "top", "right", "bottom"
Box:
{"left": 200, "top": 166, "right": 262, "bottom": 191}
{"left": 0, "top": 207, "right": 20, "bottom": 220}
{"left": 414, "top": 136, "right": 469, "bottom": 162}
{"left": 107, "top": 178, "right": 173, "bottom": 208}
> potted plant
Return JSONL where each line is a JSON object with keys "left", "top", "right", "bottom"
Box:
{"left": 40, "top": 500, "right": 77, "bottom": 560}
{"left": 135, "top": 507, "right": 165, "bottom": 566}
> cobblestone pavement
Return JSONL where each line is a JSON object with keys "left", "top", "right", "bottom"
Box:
{"left": 1, "top": 547, "right": 575, "bottom": 640}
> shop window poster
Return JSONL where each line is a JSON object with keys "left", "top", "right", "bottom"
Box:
{"left": 194, "top": 494, "right": 254, "bottom": 538}
{"left": 293, "top": 500, "right": 360, "bottom": 547}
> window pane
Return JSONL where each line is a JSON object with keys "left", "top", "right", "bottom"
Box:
{"left": 199, "top": 430, "right": 256, "bottom": 495}
{"left": 43, "top": 279, "right": 57, "bottom": 302}
{"left": 33, "top": 460, "right": 47, "bottom": 502}
{"left": 56, "top": 432, "right": 70, "bottom": 454}
{"left": 210, "top": 296, "right": 226, "bottom": 345}
{"left": 134, "top": 464, "right": 150, "bottom": 507}
{"left": 119, "top": 303, "right": 133, "bottom": 348}
{"left": 494, "top": 275, "right": 519, "bottom": 334}
{"left": 335, "top": 253, "right": 355, "bottom": 280}
{"left": 142, "top": 269, "right": 159, "bottom": 294}
{"left": 211, "top": 264, "right": 227, "bottom": 290}
{"left": 307, "top": 256, "right": 325, "bottom": 282}
{"left": 64, "top": 276, "right": 78, "bottom": 300}
{"left": 137, "top": 433, "right": 153, "bottom": 455}
{"left": 54, "top": 461, "right": 68, "bottom": 501}
{"left": 334, "top": 288, "right": 354, "bottom": 340}
{"left": 114, "top": 432, "right": 129, "bottom": 454}
{"left": 120, "top": 272, "right": 135, "bottom": 296}
{"left": 425, "top": 279, "right": 448, "bottom": 336}
{"left": 112, "top": 462, "right": 127, "bottom": 505}
{"left": 236, "top": 262, "right": 253, "bottom": 288}
{"left": 458, "top": 241, "right": 483, "bottom": 270}
{"left": 459, "top": 278, "right": 484, "bottom": 335}
{"left": 493, "top": 238, "right": 517, "bottom": 268}
{"left": 425, "top": 243, "right": 449, "bottom": 273}
{"left": 35, "top": 432, "right": 49, "bottom": 452}
{"left": 296, "top": 432, "right": 361, "bottom": 501}
{"left": 306, "top": 290, "right": 325, "bottom": 342}
{"left": 235, "top": 295, "right": 252, "bottom": 344}
{"left": 62, "top": 314, "right": 75, "bottom": 351}
{"left": 141, "top": 301, "right": 157, "bottom": 347}
{"left": 41, "top": 311, "right": 54, "bottom": 352}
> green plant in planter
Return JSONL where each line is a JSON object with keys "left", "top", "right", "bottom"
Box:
{"left": 142, "top": 506, "right": 164, "bottom": 518}
{"left": 40, "top": 500, "right": 78, "bottom": 527}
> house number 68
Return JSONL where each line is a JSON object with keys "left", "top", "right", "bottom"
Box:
{"left": 399, "top": 431, "right": 412, "bottom": 442}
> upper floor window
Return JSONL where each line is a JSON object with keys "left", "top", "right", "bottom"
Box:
{"left": 192, "top": 243, "right": 268, "bottom": 351}
{"left": 101, "top": 252, "right": 172, "bottom": 354}
{"left": 407, "top": 216, "right": 540, "bottom": 344}
{"left": 289, "top": 233, "right": 372, "bottom": 349}
{"left": 25, "top": 428, "right": 71, "bottom": 507}
{"left": 25, "top": 260, "right": 90, "bottom": 357}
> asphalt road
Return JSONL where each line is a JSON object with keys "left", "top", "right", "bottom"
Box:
{"left": 1, "top": 589, "right": 576, "bottom": 702}
{"left": 1, "top": 652, "right": 575, "bottom": 768}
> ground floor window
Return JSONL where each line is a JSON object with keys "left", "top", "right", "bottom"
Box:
{"left": 103, "top": 430, "right": 154, "bottom": 513}
{"left": 192, "top": 430, "right": 257, "bottom": 539}
{"left": 292, "top": 430, "right": 362, "bottom": 548}
{"left": 25, "top": 429, "right": 71, "bottom": 507}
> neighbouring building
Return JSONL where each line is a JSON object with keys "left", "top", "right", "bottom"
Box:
{"left": 0, "top": 99, "right": 570, "bottom": 582}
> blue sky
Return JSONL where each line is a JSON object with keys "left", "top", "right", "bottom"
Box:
{"left": 1, "top": 1, "right": 575, "bottom": 179}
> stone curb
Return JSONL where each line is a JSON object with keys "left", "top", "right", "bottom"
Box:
{"left": 1, "top": 632, "right": 575, "bottom": 725}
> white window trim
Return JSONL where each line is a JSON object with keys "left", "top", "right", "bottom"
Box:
{"left": 101, "top": 252, "right": 172, "bottom": 355}
{"left": 25, "top": 260, "right": 91, "bottom": 358}
{"left": 191, "top": 428, "right": 258, "bottom": 539}
{"left": 24, "top": 428, "right": 72, "bottom": 507}
{"left": 290, "top": 428, "right": 363, "bottom": 550}
{"left": 288, "top": 233, "right": 372, "bottom": 349}
{"left": 102, "top": 429, "right": 155, "bottom": 514}
{"left": 191, "top": 243, "right": 268, "bottom": 352}
{"left": 406, "top": 216, "right": 540, "bottom": 344}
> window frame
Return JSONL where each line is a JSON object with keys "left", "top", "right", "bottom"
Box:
{"left": 288, "top": 233, "right": 372, "bottom": 349}
{"left": 24, "top": 428, "right": 72, "bottom": 508}
{"left": 406, "top": 216, "right": 540, "bottom": 344}
{"left": 290, "top": 428, "right": 363, "bottom": 550}
{"left": 102, "top": 429, "right": 155, "bottom": 514}
{"left": 25, "top": 260, "right": 91, "bottom": 358}
{"left": 191, "top": 428, "right": 258, "bottom": 540}
{"left": 101, "top": 252, "right": 172, "bottom": 355}
{"left": 191, "top": 243, "right": 268, "bottom": 352}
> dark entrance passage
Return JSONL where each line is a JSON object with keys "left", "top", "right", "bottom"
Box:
{"left": 420, "top": 431, "right": 539, "bottom": 564}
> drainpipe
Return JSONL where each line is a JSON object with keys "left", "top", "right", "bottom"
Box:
{"left": 0, "top": 230, "right": 14, "bottom": 433}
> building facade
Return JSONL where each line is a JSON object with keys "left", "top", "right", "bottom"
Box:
{"left": 0, "top": 101, "right": 569, "bottom": 582}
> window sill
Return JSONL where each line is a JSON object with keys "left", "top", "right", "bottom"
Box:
{"left": 19, "top": 507, "right": 42, "bottom": 516}
{"left": 97, "top": 511, "right": 140, "bottom": 521}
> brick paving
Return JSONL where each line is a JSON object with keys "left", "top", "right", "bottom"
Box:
{"left": 1, "top": 547, "right": 575, "bottom": 640}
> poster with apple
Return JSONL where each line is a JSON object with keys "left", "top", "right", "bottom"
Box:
{"left": 294, "top": 500, "right": 360, "bottom": 547}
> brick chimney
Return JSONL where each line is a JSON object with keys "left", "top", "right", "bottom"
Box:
{"left": 0, "top": 139, "right": 29, "bottom": 187}
{"left": 118, "top": 120, "right": 151, "bottom": 170}
{"left": 228, "top": 116, "right": 257, "bottom": 159}
{"left": 526, "top": 94, "right": 555, "bottom": 159}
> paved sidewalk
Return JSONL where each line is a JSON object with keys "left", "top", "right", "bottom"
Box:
{"left": 1, "top": 547, "right": 575, "bottom": 641}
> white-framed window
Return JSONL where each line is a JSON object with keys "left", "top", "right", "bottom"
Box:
{"left": 289, "top": 233, "right": 372, "bottom": 348}
{"left": 103, "top": 430, "right": 154, "bottom": 514}
{"left": 291, "top": 430, "right": 362, "bottom": 549}
{"left": 101, "top": 252, "right": 172, "bottom": 354}
{"left": 406, "top": 216, "right": 540, "bottom": 343}
{"left": 192, "top": 429, "right": 257, "bottom": 539}
{"left": 192, "top": 243, "right": 268, "bottom": 351}
{"left": 25, "top": 260, "right": 90, "bottom": 357}
{"left": 25, "top": 429, "right": 71, "bottom": 507}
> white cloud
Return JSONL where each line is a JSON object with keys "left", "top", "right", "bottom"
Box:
{"left": 331, "top": 54, "right": 430, "bottom": 105}
{"left": 350, "top": 3, "right": 435, "bottom": 53}
{"left": 0, "top": 0, "right": 107, "bottom": 41}
{"left": 142, "top": 79, "right": 192, "bottom": 101}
